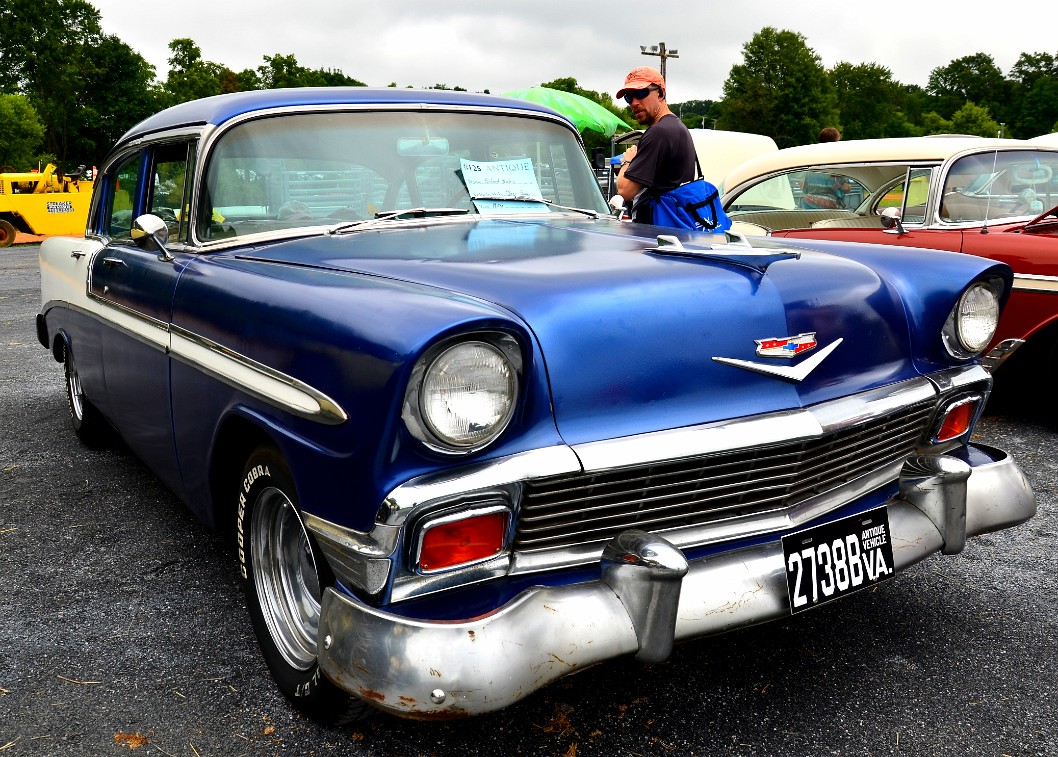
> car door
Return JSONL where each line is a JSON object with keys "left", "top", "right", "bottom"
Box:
{"left": 89, "top": 142, "right": 196, "bottom": 491}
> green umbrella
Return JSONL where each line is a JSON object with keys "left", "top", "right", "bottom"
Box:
{"left": 502, "top": 87, "right": 629, "bottom": 137}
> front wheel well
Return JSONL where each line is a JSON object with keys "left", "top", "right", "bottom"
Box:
{"left": 209, "top": 417, "right": 276, "bottom": 542}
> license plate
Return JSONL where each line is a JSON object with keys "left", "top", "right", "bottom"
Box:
{"left": 782, "top": 506, "right": 895, "bottom": 614}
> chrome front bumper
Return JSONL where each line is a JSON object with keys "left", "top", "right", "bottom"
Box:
{"left": 317, "top": 444, "right": 1035, "bottom": 718}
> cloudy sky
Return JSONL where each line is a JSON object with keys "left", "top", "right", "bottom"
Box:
{"left": 91, "top": 0, "right": 1056, "bottom": 104}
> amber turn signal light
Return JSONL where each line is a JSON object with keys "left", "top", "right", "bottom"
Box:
{"left": 935, "top": 397, "right": 980, "bottom": 443}
{"left": 417, "top": 510, "right": 509, "bottom": 572}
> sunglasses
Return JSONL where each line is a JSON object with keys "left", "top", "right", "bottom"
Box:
{"left": 623, "top": 86, "right": 659, "bottom": 105}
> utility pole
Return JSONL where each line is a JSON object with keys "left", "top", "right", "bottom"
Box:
{"left": 639, "top": 42, "right": 679, "bottom": 82}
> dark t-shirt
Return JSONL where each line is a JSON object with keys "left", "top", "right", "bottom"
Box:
{"left": 624, "top": 114, "right": 696, "bottom": 223}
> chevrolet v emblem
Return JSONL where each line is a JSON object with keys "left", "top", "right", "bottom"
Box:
{"left": 712, "top": 338, "right": 843, "bottom": 382}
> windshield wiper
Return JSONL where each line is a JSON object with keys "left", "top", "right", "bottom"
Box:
{"left": 470, "top": 195, "right": 600, "bottom": 219}
{"left": 328, "top": 207, "right": 469, "bottom": 235}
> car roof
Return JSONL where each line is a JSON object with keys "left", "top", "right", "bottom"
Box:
{"left": 118, "top": 87, "right": 566, "bottom": 145}
{"left": 723, "top": 135, "right": 1030, "bottom": 191}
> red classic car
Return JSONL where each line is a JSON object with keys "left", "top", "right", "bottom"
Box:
{"left": 722, "top": 136, "right": 1058, "bottom": 391}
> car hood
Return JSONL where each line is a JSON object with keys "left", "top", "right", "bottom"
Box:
{"left": 234, "top": 218, "right": 924, "bottom": 445}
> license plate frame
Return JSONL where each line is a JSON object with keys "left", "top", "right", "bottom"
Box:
{"left": 781, "top": 506, "right": 895, "bottom": 614}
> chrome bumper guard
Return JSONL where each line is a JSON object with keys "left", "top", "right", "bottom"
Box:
{"left": 317, "top": 444, "right": 1034, "bottom": 718}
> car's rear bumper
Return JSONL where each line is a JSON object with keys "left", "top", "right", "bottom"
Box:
{"left": 318, "top": 443, "right": 1034, "bottom": 718}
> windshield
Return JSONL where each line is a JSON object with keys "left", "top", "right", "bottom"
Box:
{"left": 198, "top": 110, "right": 608, "bottom": 240}
{"left": 940, "top": 149, "right": 1058, "bottom": 223}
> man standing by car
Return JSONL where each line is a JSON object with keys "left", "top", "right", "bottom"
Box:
{"left": 614, "top": 66, "right": 696, "bottom": 223}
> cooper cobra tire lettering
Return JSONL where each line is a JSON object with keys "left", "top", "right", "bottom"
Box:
{"left": 237, "top": 447, "right": 369, "bottom": 724}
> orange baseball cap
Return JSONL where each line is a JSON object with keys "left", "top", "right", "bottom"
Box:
{"left": 616, "top": 66, "right": 666, "bottom": 98}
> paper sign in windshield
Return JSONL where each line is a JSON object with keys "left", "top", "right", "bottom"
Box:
{"left": 460, "top": 158, "right": 547, "bottom": 213}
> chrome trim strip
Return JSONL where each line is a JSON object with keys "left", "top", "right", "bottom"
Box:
{"left": 983, "top": 339, "right": 1025, "bottom": 372}
{"left": 85, "top": 289, "right": 171, "bottom": 352}
{"left": 574, "top": 375, "right": 937, "bottom": 473}
{"left": 73, "top": 292, "right": 348, "bottom": 424}
{"left": 378, "top": 445, "right": 582, "bottom": 525}
{"left": 1012, "top": 273, "right": 1058, "bottom": 293}
{"left": 168, "top": 325, "right": 348, "bottom": 424}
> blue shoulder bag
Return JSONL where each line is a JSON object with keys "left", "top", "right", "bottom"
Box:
{"left": 649, "top": 156, "right": 732, "bottom": 233}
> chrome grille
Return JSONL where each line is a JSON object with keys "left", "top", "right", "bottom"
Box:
{"left": 515, "top": 401, "right": 935, "bottom": 552}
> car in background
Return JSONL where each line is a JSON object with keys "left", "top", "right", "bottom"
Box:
{"left": 721, "top": 136, "right": 1058, "bottom": 385}
{"left": 37, "top": 89, "right": 1035, "bottom": 723}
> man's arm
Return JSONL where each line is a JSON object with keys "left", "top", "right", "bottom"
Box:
{"left": 616, "top": 145, "right": 643, "bottom": 201}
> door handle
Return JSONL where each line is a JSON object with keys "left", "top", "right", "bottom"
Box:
{"left": 101, "top": 257, "right": 127, "bottom": 268}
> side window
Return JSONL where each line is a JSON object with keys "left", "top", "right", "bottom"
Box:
{"left": 798, "top": 170, "right": 865, "bottom": 210}
{"left": 105, "top": 152, "right": 143, "bottom": 239}
{"left": 728, "top": 174, "right": 798, "bottom": 212}
{"left": 148, "top": 142, "right": 194, "bottom": 242}
{"left": 900, "top": 169, "right": 932, "bottom": 224}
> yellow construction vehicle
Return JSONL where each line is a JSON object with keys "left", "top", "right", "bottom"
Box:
{"left": 0, "top": 164, "right": 94, "bottom": 246}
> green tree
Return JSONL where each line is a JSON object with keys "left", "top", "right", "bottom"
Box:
{"left": 75, "top": 35, "right": 161, "bottom": 162}
{"left": 164, "top": 38, "right": 227, "bottom": 103}
{"left": 0, "top": 93, "right": 46, "bottom": 169}
{"left": 829, "top": 62, "right": 916, "bottom": 139}
{"left": 919, "top": 111, "right": 953, "bottom": 135}
{"left": 258, "top": 53, "right": 322, "bottom": 88}
{"left": 1009, "top": 52, "right": 1058, "bottom": 138}
{"left": 256, "top": 54, "right": 365, "bottom": 89}
{"left": 927, "top": 53, "right": 1008, "bottom": 123}
{"left": 718, "top": 27, "right": 839, "bottom": 147}
{"left": 949, "top": 101, "right": 1001, "bottom": 137}
{"left": 0, "top": 0, "right": 105, "bottom": 160}
{"left": 673, "top": 100, "right": 719, "bottom": 130}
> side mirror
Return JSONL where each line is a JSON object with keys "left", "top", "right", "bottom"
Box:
{"left": 880, "top": 206, "right": 906, "bottom": 235}
{"left": 609, "top": 195, "right": 628, "bottom": 220}
{"left": 131, "top": 214, "right": 173, "bottom": 261}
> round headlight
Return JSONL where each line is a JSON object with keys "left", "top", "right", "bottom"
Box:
{"left": 418, "top": 340, "right": 519, "bottom": 450}
{"left": 945, "top": 280, "right": 1001, "bottom": 358}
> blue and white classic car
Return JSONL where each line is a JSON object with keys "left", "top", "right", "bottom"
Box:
{"left": 36, "top": 88, "right": 1036, "bottom": 723}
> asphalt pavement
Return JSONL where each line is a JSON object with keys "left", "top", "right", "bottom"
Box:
{"left": 2, "top": 245, "right": 1056, "bottom": 756}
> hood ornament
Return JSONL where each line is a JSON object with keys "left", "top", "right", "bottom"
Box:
{"left": 647, "top": 235, "right": 800, "bottom": 274}
{"left": 713, "top": 338, "right": 843, "bottom": 383}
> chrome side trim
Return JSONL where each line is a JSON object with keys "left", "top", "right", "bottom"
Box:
{"left": 1012, "top": 273, "right": 1058, "bottom": 293}
{"left": 983, "top": 339, "right": 1025, "bottom": 372}
{"left": 168, "top": 324, "right": 348, "bottom": 424}
{"left": 69, "top": 294, "right": 348, "bottom": 425}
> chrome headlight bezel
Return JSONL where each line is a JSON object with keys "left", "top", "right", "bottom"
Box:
{"left": 402, "top": 333, "right": 523, "bottom": 455}
{"left": 942, "top": 278, "right": 1004, "bottom": 360}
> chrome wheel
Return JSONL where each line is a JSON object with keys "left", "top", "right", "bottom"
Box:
{"left": 250, "top": 486, "right": 321, "bottom": 671}
{"left": 66, "top": 361, "right": 85, "bottom": 422}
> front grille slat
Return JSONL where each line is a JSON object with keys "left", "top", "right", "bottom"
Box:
{"left": 514, "top": 402, "right": 934, "bottom": 552}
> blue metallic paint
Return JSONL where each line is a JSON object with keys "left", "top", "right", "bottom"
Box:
{"left": 38, "top": 89, "right": 1033, "bottom": 720}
